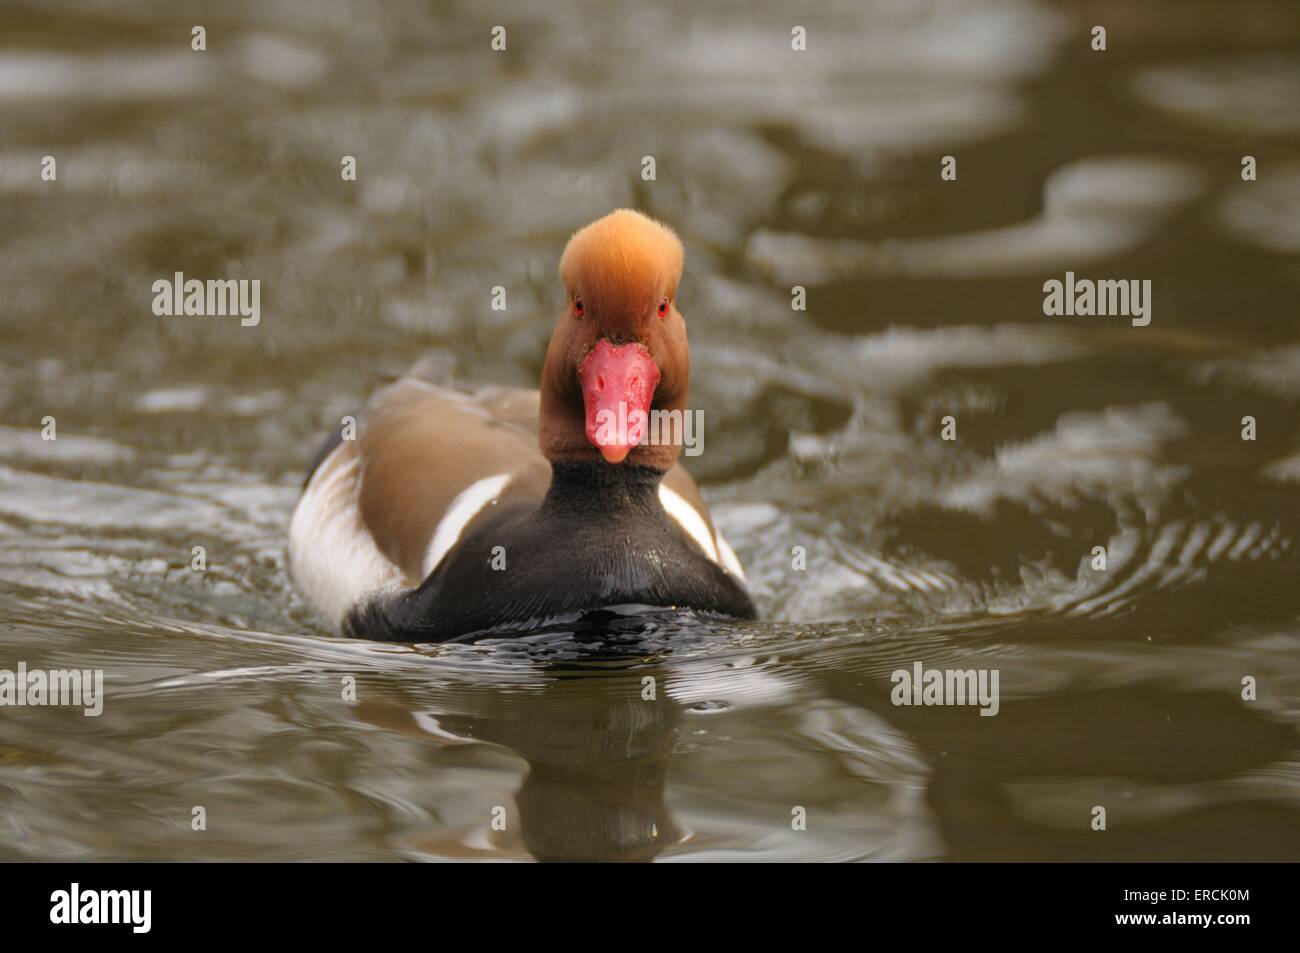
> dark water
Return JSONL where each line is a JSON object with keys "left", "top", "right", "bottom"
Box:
{"left": 1, "top": 0, "right": 1298, "bottom": 861}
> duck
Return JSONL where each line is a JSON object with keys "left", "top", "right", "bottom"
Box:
{"left": 289, "top": 209, "right": 757, "bottom": 641}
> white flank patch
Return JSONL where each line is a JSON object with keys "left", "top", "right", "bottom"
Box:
{"left": 422, "top": 474, "right": 513, "bottom": 576}
{"left": 289, "top": 446, "right": 403, "bottom": 627}
{"left": 715, "top": 530, "right": 747, "bottom": 581}
{"left": 659, "top": 483, "right": 721, "bottom": 565}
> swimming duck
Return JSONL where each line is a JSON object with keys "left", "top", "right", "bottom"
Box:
{"left": 289, "top": 209, "right": 757, "bottom": 641}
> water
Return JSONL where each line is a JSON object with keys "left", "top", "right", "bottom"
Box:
{"left": 1, "top": 0, "right": 1298, "bottom": 861}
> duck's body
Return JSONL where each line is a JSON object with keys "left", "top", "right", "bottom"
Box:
{"left": 289, "top": 210, "right": 756, "bottom": 641}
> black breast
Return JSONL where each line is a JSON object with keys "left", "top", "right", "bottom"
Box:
{"left": 344, "top": 463, "right": 757, "bottom": 642}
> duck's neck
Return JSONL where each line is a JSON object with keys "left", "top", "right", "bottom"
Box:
{"left": 542, "top": 461, "right": 666, "bottom": 518}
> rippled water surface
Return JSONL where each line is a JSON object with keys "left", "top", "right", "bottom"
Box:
{"left": 2, "top": 0, "right": 1299, "bottom": 861}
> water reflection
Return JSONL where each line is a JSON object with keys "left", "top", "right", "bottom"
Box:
{"left": 402, "top": 614, "right": 688, "bottom": 863}
{"left": 435, "top": 666, "right": 687, "bottom": 864}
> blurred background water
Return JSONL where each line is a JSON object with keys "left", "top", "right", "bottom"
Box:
{"left": 1, "top": 0, "right": 1299, "bottom": 861}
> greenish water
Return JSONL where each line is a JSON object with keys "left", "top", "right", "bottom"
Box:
{"left": 1, "top": 0, "right": 1298, "bottom": 861}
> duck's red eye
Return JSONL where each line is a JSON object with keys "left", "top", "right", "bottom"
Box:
{"left": 658, "top": 298, "right": 669, "bottom": 318}
{"left": 574, "top": 296, "right": 585, "bottom": 318}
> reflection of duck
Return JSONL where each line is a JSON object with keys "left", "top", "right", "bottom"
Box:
{"left": 441, "top": 608, "right": 686, "bottom": 863}
{"left": 508, "top": 677, "right": 687, "bottom": 864}
{"left": 351, "top": 609, "right": 942, "bottom": 862}
{"left": 355, "top": 629, "right": 686, "bottom": 862}
{"left": 289, "top": 210, "right": 754, "bottom": 641}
